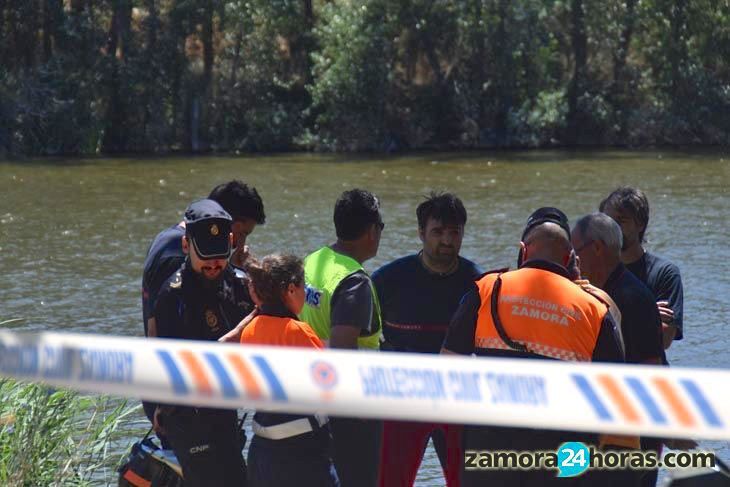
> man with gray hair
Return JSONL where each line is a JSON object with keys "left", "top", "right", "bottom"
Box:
{"left": 572, "top": 213, "right": 665, "bottom": 486}
{"left": 572, "top": 213, "right": 664, "bottom": 365}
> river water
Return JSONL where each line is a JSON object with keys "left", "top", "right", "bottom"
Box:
{"left": 1, "top": 150, "right": 729, "bottom": 485}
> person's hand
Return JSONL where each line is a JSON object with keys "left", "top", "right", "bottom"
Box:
{"left": 657, "top": 301, "right": 674, "bottom": 325}
{"left": 219, "top": 307, "right": 259, "bottom": 343}
{"left": 658, "top": 301, "right": 678, "bottom": 349}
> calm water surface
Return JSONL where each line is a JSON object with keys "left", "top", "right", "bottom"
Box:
{"left": 1, "top": 150, "right": 728, "bottom": 485}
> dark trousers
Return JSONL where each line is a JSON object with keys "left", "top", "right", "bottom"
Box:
{"left": 639, "top": 437, "right": 663, "bottom": 487}
{"left": 163, "top": 408, "right": 247, "bottom": 487}
{"left": 330, "top": 417, "right": 383, "bottom": 487}
{"left": 142, "top": 401, "right": 171, "bottom": 449}
{"left": 247, "top": 430, "right": 339, "bottom": 487}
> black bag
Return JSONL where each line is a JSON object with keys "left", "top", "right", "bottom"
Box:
{"left": 118, "top": 429, "right": 184, "bottom": 487}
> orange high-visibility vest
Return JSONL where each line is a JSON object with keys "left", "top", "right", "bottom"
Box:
{"left": 241, "top": 314, "right": 324, "bottom": 349}
{"left": 474, "top": 267, "right": 638, "bottom": 448}
{"left": 474, "top": 267, "right": 609, "bottom": 362}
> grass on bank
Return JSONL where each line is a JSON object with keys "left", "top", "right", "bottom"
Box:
{"left": 0, "top": 379, "right": 140, "bottom": 486}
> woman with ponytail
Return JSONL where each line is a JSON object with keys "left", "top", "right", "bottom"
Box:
{"left": 241, "top": 254, "right": 339, "bottom": 487}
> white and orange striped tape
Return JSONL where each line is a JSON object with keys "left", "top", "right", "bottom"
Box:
{"left": 0, "top": 330, "right": 728, "bottom": 440}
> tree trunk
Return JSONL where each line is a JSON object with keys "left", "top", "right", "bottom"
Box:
{"left": 471, "top": 0, "right": 487, "bottom": 131}
{"left": 230, "top": 30, "right": 242, "bottom": 91}
{"left": 42, "top": 0, "right": 52, "bottom": 62}
{"left": 141, "top": 0, "right": 159, "bottom": 147}
{"left": 101, "top": 3, "right": 120, "bottom": 153}
{"left": 47, "top": 0, "right": 66, "bottom": 54}
{"left": 6, "top": 0, "right": 19, "bottom": 70}
{"left": 611, "top": 0, "right": 636, "bottom": 138}
{"left": 494, "top": 0, "right": 513, "bottom": 144}
{"left": 669, "top": 0, "right": 688, "bottom": 98}
{"left": 101, "top": 0, "right": 133, "bottom": 153}
{"left": 21, "top": 0, "right": 39, "bottom": 69}
{"left": 301, "top": 0, "right": 315, "bottom": 85}
{"left": 171, "top": 33, "right": 185, "bottom": 150}
{"left": 418, "top": 13, "right": 450, "bottom": 143}
{"left": 118, "top": 0, "right": 132, "bottom": 61}
{"left": 0, "top": 0, "right": 7, "bottom": 66}
{"left": 195, "top": 0, "right": 214, "bottom": 151}
{"left": 612, "top": 0, "right": 636, "bottom": 89}
{"left": 567, "top": 0, "right": 587, "bottom": 143}
{"left": 67, "top": 0, "right": 89, "bottom": 69}
{"left": 223, "top": 29, "right": 244, "bottom": 149}
{"left": 523, "top": 7, "right": 538, "bottom": 103}
{"left": 202, "top": 0, "right": 214, "bottom": 94}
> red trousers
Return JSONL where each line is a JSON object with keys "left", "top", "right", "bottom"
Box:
{"left": 379, "top": 420, "right": 462, "bottom": 487}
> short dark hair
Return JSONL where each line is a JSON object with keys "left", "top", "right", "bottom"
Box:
{"left": 245, "top": 254, "right": 304, "bottom": 307}
{"left": 334, "top": 189, "right": 381, "bottom": 240}
{"left": 599, "top": 186, "right": 649, "bottom": 242}
{"left": 208, "top": 180, "right": 266, "bottom": 224}
{"left": 417, "top": 192, "right": 467, "bottom": 229}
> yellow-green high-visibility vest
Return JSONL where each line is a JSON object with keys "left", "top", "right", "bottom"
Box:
{"left": 299, "top": 246, "right": 381, "bottom": 350}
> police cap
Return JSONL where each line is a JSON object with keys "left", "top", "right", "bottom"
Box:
{"left": 184, "top": 199, "right": 232, "bottom": 260}
{"left": 522, "top": 207, "right": 571, "bottom": 240}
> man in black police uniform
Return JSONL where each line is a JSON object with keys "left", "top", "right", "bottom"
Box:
{"left": 143, "top": 180, "right": 265, "bottom": 339}
{"left": 142, "top": 181, "right": 264, "bottom": 443}
{"left": 153, "top": 199, "right": 252, "bottom": 487}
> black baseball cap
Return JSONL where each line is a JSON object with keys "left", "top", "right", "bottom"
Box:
{"left": 522, "top": 207, "right": 571, "bottom": 240}
{"left": 184, "top": 199, "right": 232, "bottom": 260}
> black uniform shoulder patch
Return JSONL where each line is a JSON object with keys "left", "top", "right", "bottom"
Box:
{"left": 169, "top": 270, "right": 183, "bottom": 289}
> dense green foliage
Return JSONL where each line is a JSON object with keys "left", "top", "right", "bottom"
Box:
{"left": 0, "top": 379, "right": 140, "bottom": 486}
{"left": 1, "top": 0, "right": 728, "bottom": 156}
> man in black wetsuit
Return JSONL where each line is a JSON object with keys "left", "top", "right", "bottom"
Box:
{"left": 152, "top": 199, "right": 253, "bottom": 487}
{"left": 600, "top": 186, "right": 684, "bottom": 351}
{"left": 373, "top": 192, "right": 482, "bottom": 487}
{"left": 600, "top": 187, "right": 686, "bottom": 487}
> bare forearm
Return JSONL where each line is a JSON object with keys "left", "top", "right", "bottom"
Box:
{"left": 662, "top": 324, "right": 677, "bottom": 350}
{"left": 219, "top": 307, "right": 258, "bottom": 343}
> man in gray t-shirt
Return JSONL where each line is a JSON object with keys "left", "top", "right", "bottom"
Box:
{"left": 301, "top": 189, "right": 385, "bottom": 487}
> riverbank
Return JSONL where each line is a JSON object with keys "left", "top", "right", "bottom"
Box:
{"left": 0, "top": 379, "right": 140, "bottom": 486}
{"left": 1, "top": 146, "right": 728, "bottom": 165}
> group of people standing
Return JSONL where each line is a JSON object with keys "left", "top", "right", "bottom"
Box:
{"left": 140, "top": 180, "right": 683, "bottom": 487}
